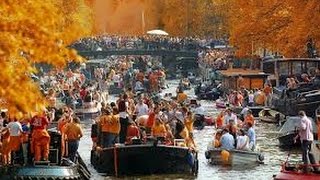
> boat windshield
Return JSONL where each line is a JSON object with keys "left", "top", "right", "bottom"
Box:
{"left": 279, "top": 116, "right": 318, "bottom": 134}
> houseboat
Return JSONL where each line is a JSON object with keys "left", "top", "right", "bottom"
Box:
{"left": 263, "top": 58, "right": 320, "bottom": 117}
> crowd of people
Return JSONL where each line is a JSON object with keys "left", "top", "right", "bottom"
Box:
{"left": 70, "top": 35, "right": 213, "bottom": 52}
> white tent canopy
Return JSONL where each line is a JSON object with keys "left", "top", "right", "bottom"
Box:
{"left": 146, "top": 29, "right": 169, "bottom": 36}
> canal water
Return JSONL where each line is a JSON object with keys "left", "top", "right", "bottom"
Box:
{"left": 78, "top": 80, "right": 300, "bottom": 180}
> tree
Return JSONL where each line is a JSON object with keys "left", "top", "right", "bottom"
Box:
{"left": 0, "top": 0, "right": 92, "bottom": 115}
{"left": 228, "top": 0, "right": 320, "bottom": 57}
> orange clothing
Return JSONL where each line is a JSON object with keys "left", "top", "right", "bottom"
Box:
{"left": 184, "top": 118, "right": 194, "bottom": 133}
{"left": 255, "top": 93, "right": 266, "bottom": 105}
{"left": 146, "top": 112, "right": 156, "bottom": 128}
{"left": 2, "top": 131, "right": 10, "bottom": 165}
{"left": 177, "top": 92, "right": 187, "bottom": 103}
{"left": 263, "top": 86, "right": 272, "bottom": 96}
{"left": 126, "top": 125, "right": 140, "bottom": 142}
{"left": 109, "top": 115, "right": 121, "bottom": 134}
{"left": 216, "top": 114, "right": 224, "bottom": 128}
{"left": 99, "top": 115, "right": 112, "bottom": 132}
{"left": 8, "top": 136, "right": 21, "bottom": 152}
{"left": 32, "top": 129, "right": 50, "bottom": 161}
{"left": 64, "top": 123, "right": 83, "bottom": 141}
{"left": 151, "top": 123, "right": 167, "bottom": 137}
{"left": 244, "top": 114, "right": 255, "bottom": 126}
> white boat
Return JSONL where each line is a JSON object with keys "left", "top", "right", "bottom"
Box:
{"left": 205, "top": 147, "right": 264, "bottom": 166}
{"left": 75, "top": 102, "right": 100, "bottom": 120}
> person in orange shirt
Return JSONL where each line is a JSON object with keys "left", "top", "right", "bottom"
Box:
{"left": 255, "top": 90, "right": 266, "bottom": 106}
{"left": 151, "top": 118, "right": 167, "bottom": 138}
{"left": 244, "top": 110, "right": 255, "bottom": 127}
{"left": 263, "top": 83, "right": 272, "bottom": 107}
{"left": 126, "top": 120, "right": 140, "bottom": 144}
{"left": 57, "top": 107, "right": 72, "bottom": 157}
{"left": 1, "top": 129, "right": 11, "bottom": 165}
{"left": 215, "top": 111, "right": 225, "bottom": 128}
{"left": 64, "top": 117, "right": 83, "bottom": 162}
{"left": 177, "top": 89, "right": 188, "bottom": 103}
{"left": 99, "top": 108, "right": 120, "bottom": 147}
{"left": 30, "top": 113, "right": 50, "bottom": 161}
{"left": 184, "top": 111, "right": 194, "bottom": 138}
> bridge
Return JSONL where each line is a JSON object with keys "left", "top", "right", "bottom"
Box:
{"left": 77, "top": 49, "right": 198, "bottom": 59}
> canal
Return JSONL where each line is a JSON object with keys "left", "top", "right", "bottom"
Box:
{"left": 78, "top": 80, "right": 300, "bottom": 180}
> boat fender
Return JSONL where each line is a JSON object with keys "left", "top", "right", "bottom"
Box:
{"left": 258, "top": 154, "right": 264, "bottom": 162}
{"left": 221, "top": 150, "right": 230, "bottom": 164}
{"left": 205, "top": 151, "right": 211, "bottom": 159}
{"left": 186, "top": 152, "right": 195, "bottom": 167}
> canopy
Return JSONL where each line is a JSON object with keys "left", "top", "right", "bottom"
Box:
{"left": 147, "top": 29, "right": 169, "bottom": 36}
{"left": 279, "top": 116, "right": 318, "bottom": 134}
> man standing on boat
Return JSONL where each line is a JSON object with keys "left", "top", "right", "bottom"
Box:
{"left": 294, "top": 111, "right": 316, "bottom": 170}
{"left": 65, "top": 117, "right": 83, "bottom": 162}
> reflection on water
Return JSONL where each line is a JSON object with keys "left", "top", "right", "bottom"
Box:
{"left": 78, "top": 80, "right": 300, "bottom": 180}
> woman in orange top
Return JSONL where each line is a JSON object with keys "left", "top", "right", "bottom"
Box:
{"left": 64, "top": 117, "right": 83, "bottom": 162}
{"left": 151, "top": 118, "right": 167, "bottom": 138}
{"left": 126, "top": 121, "right": 140, "bottom": 144}
{"left": 215, "top": 111, "right": 224, "bottom": 128}
{"left": 57, "top": 108, "right": 72, "bottom": 157}
{"left": 244, "top": 110, "right": 255, "bottom": 127}
{"left": 1, "top": 129, "right": 10, "bottom": 165}
{"left": 184, "top": 111, "right": 194, "bottom": 137}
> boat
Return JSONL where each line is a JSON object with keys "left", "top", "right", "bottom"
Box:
{"left": 231, "top": 106, "right": 264, "bottom": 117}
{"left": 205, "top": 147, "right": 264, "bottom": 166}
{"left": 91, "top": 141, "right": 199, "bottom": 176}
{"left": 263, "top": 58, "right": 320, "bottom": 117}
{"left": 259, "top": 108, "right": 286, "bottom": 123}
{"left": 108, "top": 84, "right": 123, "bottom": 95}
{"left": 273, "top": 141, "right": 320, "bottom": 180}
{"left": 0, "top": 129, "right": 91, "bottom": 180}
{"left": 75, "top": 101, "right": 100, "bottom": 120}
{"left": 216, "top": 98, "right": 227, "bottom": 109}
{"left": 278, "top": 116, "right": 318, "bottom": 147}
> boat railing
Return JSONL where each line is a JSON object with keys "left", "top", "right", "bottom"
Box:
{"left": 298, "top": 89, "right": 320, "bottom": 97}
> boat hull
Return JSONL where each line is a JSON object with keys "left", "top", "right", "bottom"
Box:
{"left": 278, "top": 133, "right": 301, "bottom": 147}
{"left": 91, "top": 144, "right": 198, "bottom": 176}
{"left": 205, "top": 148, "right": 264, "bottom": 166}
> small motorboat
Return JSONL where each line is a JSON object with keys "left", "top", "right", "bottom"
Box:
{"left": 259, "top": 108, "right": 286, "bottom": 123}
{"left": 216, "top": 99, "right": 227, "bottom": 109}
{"left": 205, "top": 147, "right": 264, "bottom": 166}
{"left": 91, "top": 142, "right": 199, "bottom": 176}
{"left": 278, "top": 116, "right": 318, "bottom": 147}
{"left": 75, "top": 101, "right": 100, "bottom": 120}
{"left": 273, "top": 141, "right": 320, "bottom": 180}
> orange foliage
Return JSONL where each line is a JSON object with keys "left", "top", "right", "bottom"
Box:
{"left": 88, "top": 0, "right": 228, "bottom": 37}
{"left": 228, "top": 0, "right": 320, "bottom": 57}
{"left": 0, "top": 0, "right": 92, "bottom": 115}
